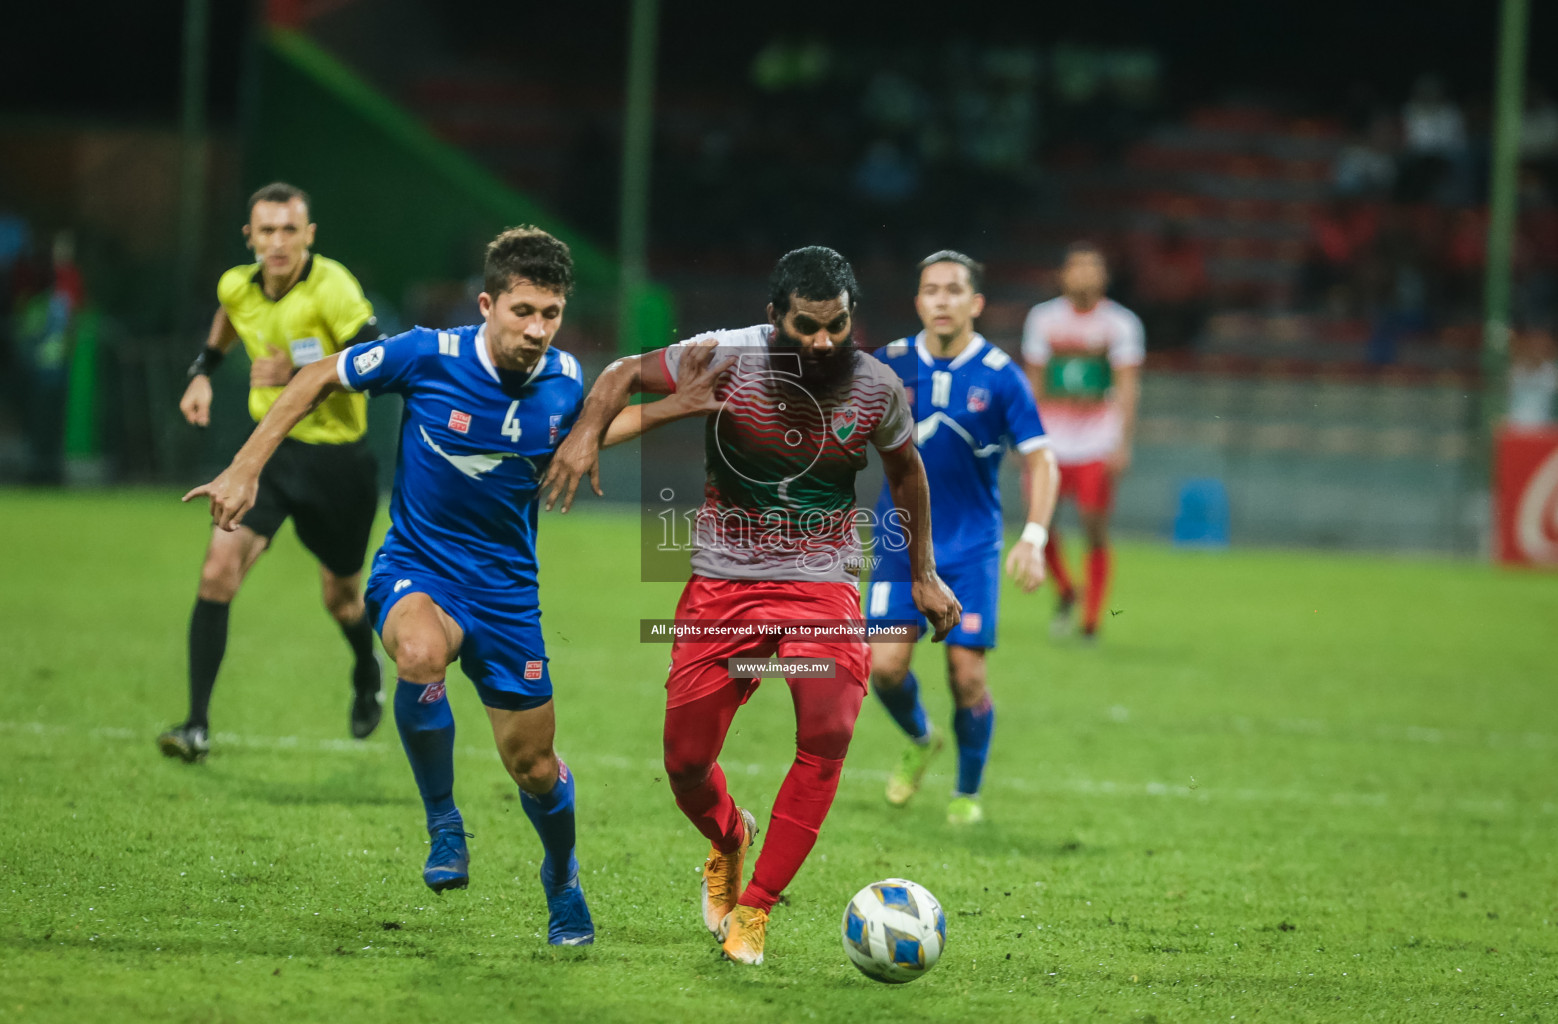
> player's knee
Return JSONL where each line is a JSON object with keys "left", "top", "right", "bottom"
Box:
{"left": 507, "top": 748, "right": 558, "bottom": 794}
{"left": 663, "top": 750, "right": 713, "bottom": 793}
{"left": 197, "top": 554, "right": 243, "bottom": 601}
{"left": 393, "top": 636, "right": 445, "bottom": 683}
{"left": 796, "top": 721, "right": 854, "bottom": 762}
{"left": 870, "top": 663, "right": 909, "bottom": 692}
{"left": 950, "top": 674, "right": 988, "bottom": 709}
{"left": 323, "top": 586, "right": 364, "bottom": 624}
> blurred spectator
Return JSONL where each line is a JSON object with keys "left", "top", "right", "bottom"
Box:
{"left": 1508, "top": 326, "right": 1557, "bottom": 426}
{"left": 16, "top": 231, "right": 83, "bottom": 484}
{"left": 1129, "top": 222, "right": 1209, "bottom": 350}
{"left": 1364, "top": 210, "right": 1430, "bottom": 365}
{"left": 1302, "top": 199, "right": 1381, "bottom": 313}
{"left": 1397, "top": 75, "right": 1468, "bottom": 203}
{"left": 1521, "top": 88, "right": 1558, "bottom": 212}
{"left": 1519, "top": 84, "right": 1558, "bottom": 162}
{"left": 1442, "top": 205, "right": 1488, "bottom": 316}
{"left": 0, "top": 209, "right": 32, "bottom": 383}
{"left": 1333, "top": 113, "right": 1398, "bottom": 198}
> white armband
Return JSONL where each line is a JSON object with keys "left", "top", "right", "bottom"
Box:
{"left": 1021, "top": 522, "right": 1049, "bottom": 549}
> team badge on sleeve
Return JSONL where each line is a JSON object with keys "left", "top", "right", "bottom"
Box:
{"left": 831, "top": 406, "right": 858, "bottom": 442}
{"left": 448, "top": 410, "right": 472, "bottom": 434}
{"left": 549, "top": 415, "right": 562, "bottom": 445}
{"left": 966, "top": 387, "right": 990, "bottom": 413}
{"left": 353, "top": 345, "right": 384, "bottom": 375}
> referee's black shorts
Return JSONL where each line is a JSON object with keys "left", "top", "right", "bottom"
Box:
{"left": 242, "top": 437, "right": 378, "bottom": 578}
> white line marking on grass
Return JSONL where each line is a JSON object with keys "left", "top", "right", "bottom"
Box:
{"left": 1, "top": 718, "right": 1541, "bottom": 818}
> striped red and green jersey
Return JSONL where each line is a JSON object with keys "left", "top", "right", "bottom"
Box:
{"left": 659, "top": 325, "right": 914, "bottom": 583}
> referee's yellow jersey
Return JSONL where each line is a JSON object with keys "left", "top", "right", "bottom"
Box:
{"left": 217, "top": 254, "right": 375, "bottom": 445}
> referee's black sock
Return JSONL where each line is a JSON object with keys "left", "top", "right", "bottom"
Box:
{"left": 342, "top": 613, "right": 381, "bottom": 696}
{"left": 186, "top": 598, "right": 230, "bottom": 730}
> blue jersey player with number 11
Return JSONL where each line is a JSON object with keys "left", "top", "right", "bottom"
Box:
{"left": 185, "top": 227, "right": 610, "bottom": 944}
{"left": 866, "top": 251, "right": 1060, "bottom": 825}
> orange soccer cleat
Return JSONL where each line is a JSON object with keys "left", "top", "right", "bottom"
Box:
{"left": 701, "top": 807, "right": 758, "bottom": 935}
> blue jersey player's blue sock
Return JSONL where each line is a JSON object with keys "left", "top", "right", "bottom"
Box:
{"left": 875, "top": 670, "right": 931, "bottom": 743}
{"left": 521, "top": 761, "right": 578, "bottom": 890}
{"left": 952, "top": 694, "right": 996, "bottom": 796}
{"left": 394, "top": 679, "right": 458, "bottom": 827}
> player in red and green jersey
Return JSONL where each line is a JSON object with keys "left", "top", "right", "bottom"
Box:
{"left": 1020, "top": 242, "right": 1144, "bottom": 643}
{"left": 543, "top": 246, "right": 961, "bottom": 967}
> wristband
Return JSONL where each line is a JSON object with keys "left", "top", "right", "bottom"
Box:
{"left": 1021, "top": 522, "right": 1049, "bottom": 549}
{"left": 188, "top": 347, "right": 225, "bottom": 379}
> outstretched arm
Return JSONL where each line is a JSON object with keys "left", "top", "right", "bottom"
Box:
{"left": 879, "top": 441, "right": 961, "bottom": 642}
{"left": 541, "top": 353, "right": 655, "bottom": 512}
{"left": 602, "top": 339, "right": 729, "bottom": 447}
{"left": 543, "top": 338, "right": 728, "bottom": 511}
{"left": 182, "top": 358, "right": 344, "bottom": 530}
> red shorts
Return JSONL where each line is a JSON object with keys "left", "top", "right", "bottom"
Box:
{"left": 1058, "top": 460, "right": 1114, "bottom": 514}
{"left": 665, "top": 574, "right": 872, "bottom": 710}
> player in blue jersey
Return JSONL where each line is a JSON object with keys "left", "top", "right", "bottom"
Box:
{"left": 184, "top": 227, "right": 619, "bottom": 945}
{"left": 865, "top": 251, "right": 1059, "bottom": 825}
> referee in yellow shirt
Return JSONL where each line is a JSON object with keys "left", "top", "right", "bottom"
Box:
{"left": 159, "top": 182, "right": 384, "bottom": 761}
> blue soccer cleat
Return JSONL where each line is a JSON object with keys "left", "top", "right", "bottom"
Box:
{"left": 541, "top": 854, "right": 594, "bottom": 946}
{"left": 423, "top": 824, "right": 473, "bottom": 893}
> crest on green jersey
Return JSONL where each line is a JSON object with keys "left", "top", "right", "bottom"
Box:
{"left": 831, "top": 406, "right": 858, "bottom": 442}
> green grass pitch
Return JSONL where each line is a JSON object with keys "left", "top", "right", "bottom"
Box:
{"left": 2, "top": 489, "right": 1556, "bottom": 1023}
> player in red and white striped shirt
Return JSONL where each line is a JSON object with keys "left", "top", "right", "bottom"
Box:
{"left": 1020, "top": 243, "right": 1143, "bottom": 642}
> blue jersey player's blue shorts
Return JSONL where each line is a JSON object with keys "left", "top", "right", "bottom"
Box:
{"left": 865, "top": 550, "right": 1002, "bottom": 649}
{"left": 364, "top": 553, "right": 552, "bottom": 711}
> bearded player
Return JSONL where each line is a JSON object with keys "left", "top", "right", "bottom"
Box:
{"left": 543, "top": 246, "right": 960, "bottom": 966}
{"left": 866, "top": 251, "right": 1059, "bottom": 824}
{"left": 1021, "top": 242, "right": 1143, "bottom": 643}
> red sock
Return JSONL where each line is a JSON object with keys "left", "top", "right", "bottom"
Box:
{"left": 1083, "top": 545, "right": 1110, "bottom": 631}
{"left": 1044, "top": 532, "right": 1075, "bottom": 601}
{"left": 663, "top": 688, "right": 744, "bottom": 852}
{"left": 739, "top": 676, "right": 863, "bottom": 911}
{"left": 740, "top": 750, "right": 843, "bottom": 911}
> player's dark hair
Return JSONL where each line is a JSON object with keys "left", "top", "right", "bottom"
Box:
{"left": 917, "top": 250, "right": 985, "bottom": 293}
{"left": 769, "top": 246, "right": 859, "bottom": 316}
{"left": 1064, "top": 240, "right": 1107, "bottom": 268}
{"left": 484, "top": 226, "right": 574, "bottom": 297}
{"left": 247, "top": 182, "right": 310, "bottom": 217}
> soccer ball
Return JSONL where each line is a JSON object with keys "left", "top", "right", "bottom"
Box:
{"left": 840, "top": 878, "right": 946, "bottom": 983}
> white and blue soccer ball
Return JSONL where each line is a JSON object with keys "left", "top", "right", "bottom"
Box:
{"left": 841, "top": 878, "right": 947, "bottom": 983}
